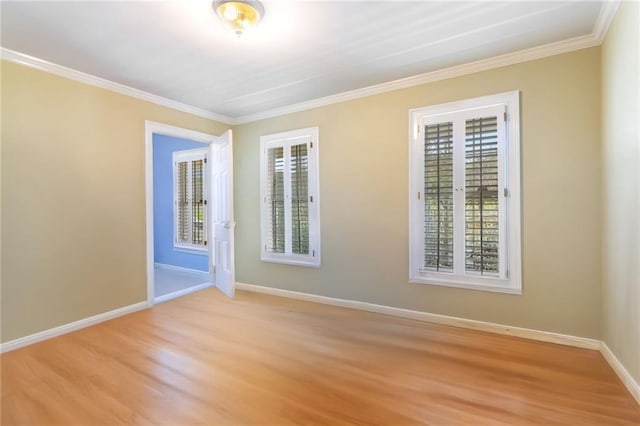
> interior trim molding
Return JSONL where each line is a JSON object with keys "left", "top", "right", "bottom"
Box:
{"left": 600, "top": 342, "right": 640, "bottom": 405}
{"left": 593, "top": 0, "right": 620, "bottom": 43}
{"left": 0, "top": 47, "right": 234, "bottom": 125}
{"left": 235, "top": 282, "right": 601, "bottom": 350}
{"left": 154, "top": 262, "right": 209, "bottom": 277}
{"left": 234, "top": 34, "right": 602, "bottom": 124}
{"left": 0, "top": 1, "right": 618, "bottom": 126}
{"left": 0, "top": 302, "right": 147, "bottom": 353}
{"left": 0, "top": 36, "right": 601, "bottom": 128}
{"left": 236, "top": 283, "right": 640, "bottom": 405}
{"left": 234, "top": 1, "right": 619, "bottom": 123}
{"left": 1, "top": 283, "right": 638, "bottom": 407}
{"left": 144, "top": 120, "right": 220, "bottom": 308}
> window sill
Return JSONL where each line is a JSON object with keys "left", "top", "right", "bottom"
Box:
{"left": 409, "top": 275, "right": 521, "bottom": 295}
{"left": 261, "top": 255, "right": 320, "bottom": 268}
{"left": 174, "top": 246, "right": 208, "bottom": 256}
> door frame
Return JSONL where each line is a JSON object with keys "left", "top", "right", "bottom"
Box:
{"left": 144, "top": 120, "right": 227, "bottom": 307}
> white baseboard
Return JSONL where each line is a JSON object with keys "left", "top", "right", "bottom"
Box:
{"left": 3, "top": 281, "right": 637, "bottom": 407}
{"left": 154, "top": 282, "right": 212, "bottom": 304}
{"left": 600, "top": 342, "right": 640, "bottom": 405}
{"left": 235, "top": 282, "right": 601, "bottom": 350}
{"left": 235, "top": 283, "right": 640, "bottom": 406}
{"left": 154, "top": 262, "right": 208, "bottom": 278}
{"left": 0, "top": 302, "right": 147, "bottom": 353}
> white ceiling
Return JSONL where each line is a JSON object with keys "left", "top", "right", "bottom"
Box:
{"left": 1, "top": 1, "right": 606, "bottom": 121}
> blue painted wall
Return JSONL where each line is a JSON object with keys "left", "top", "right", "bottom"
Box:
{"left": 153, "top": 133, "right": 209, "bottom": 272}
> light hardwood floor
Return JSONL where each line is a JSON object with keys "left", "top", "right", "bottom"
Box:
{"left": 2, "top": 288, "right": 639, "bottom": 425}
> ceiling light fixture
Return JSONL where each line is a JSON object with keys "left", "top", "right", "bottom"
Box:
{"left": 212, "top": 0, "right": 265, "bottom": 37}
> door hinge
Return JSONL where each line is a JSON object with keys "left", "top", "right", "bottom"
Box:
{"left": 204, "top": 240, "right": 208, "bottom": 246}
{"left": 503, "top": 188, "right": 509, "bottom": 197}
{"left": 310, "top": 141, "right": 313, "bottom": 148}
{"left": 310, "top": 195, "right": 313, "bottom": 202}
{"left": 503, "top": 112, "right": 507, "bottom": 122}
{"left": 418, "top": 192, "right": 421, "bottom": 200}
{"left": 204, "top": 199, "right": 208, "bottom": 205}
{"left": 312, "top": 249, "right": 315, "bottom": 257}
{"left": 204, "top": 157, "right": 207, "bottom": 164}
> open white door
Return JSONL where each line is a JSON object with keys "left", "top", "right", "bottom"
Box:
{"left": 207, "top": 130, "right": 235, "bottom": 298}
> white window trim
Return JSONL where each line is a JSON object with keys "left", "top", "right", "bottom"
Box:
{"left": 173, "top": 147, "right": 208, "bottom": 253}
{"left": 260, "top": 127, "right": 321, "bottom": 267}
{"left": 174, "top": 247, "right": 208, "bottom": 256}
{"left": 408, "top": 91, "right": 522, "bottom": 294}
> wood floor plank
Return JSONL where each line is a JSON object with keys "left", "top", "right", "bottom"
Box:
{"left": 2, "top": 288, "right": 639, "bottom": 425}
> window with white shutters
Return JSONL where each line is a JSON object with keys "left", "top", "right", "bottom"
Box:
{"left": 409, "top": 92, "right": 522, "bottom": 293}
{"left": 260, "top": 127, "right": 320, "bottom": 267}
{"left": 173, "top": 148, "right": 207, "bottom": 252}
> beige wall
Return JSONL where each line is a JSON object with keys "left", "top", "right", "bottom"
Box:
{"left": 601, "top": 1, "right": 640, "bottom": 382}
{"left": 1, "top": 61, "right": 228, "bottom": 342}
{"left": 235, "top": 47, "right": 603, "bottom": 338}
{"left": 1, "top": 46, "right": 605, "bottom": 344}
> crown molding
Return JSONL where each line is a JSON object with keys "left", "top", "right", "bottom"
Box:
{"left": 235, "top": 1, "right": 619, "bottom": 124}
{"left": 1, "top": 1, "right": 619, "bottom": 126}
{"left": 593, "top": 0, "right": 620, "bottom": 43}
{"left": 0, "top": 47, "right": 235, "bottom": 125}
{"left": 235, "top": 33, "right": 600, "bottom": 124}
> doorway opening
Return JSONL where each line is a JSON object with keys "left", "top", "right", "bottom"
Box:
{"left": 153, "top": 137, "right": 209, "bottom": 302}
{"left": 144, "top": 121, "right": 235, "bottom": 307}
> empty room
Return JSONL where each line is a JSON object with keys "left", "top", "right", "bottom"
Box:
{"left": 1, "top": 1, "right": 639, "bottom": 424}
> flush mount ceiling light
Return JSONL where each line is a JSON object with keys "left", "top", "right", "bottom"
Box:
{"left": 213, "top": 0, "right": 265, "bottom": 37}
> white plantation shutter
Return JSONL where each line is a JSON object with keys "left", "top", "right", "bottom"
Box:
{"left": 191, "top": 158, "right": 205, "bottom": 245}
{"left": 176, "top": 161, "right": 190, "bottom": 244}
{"left": 465, "top": 116, "right": 499, "bottom": 275}
{"left": 266, "top": 146, "right": 285, "bottom": 253}
{"left": 290, "top": 143, "right": 309, "bottom": 255}
{"left": 410, "top": 92, "right": 521, "bottom": 293}
{"left": 173, "top": 149, "right": 207, "bottom": 251}
{"left": 424, "top": 122, "right": 454, "bottom": 272}
{"left": 421, "top": 107, "right": 504, "bottom": 277}
{"left": 260, "top": 127, "right": 320, "bottom": 267}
